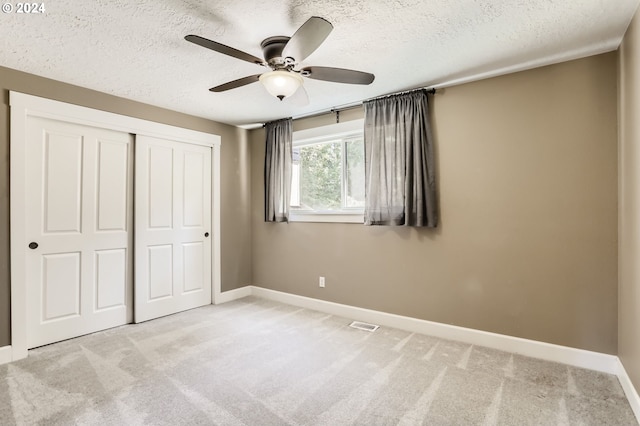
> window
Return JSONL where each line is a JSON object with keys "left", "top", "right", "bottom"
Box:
{"left": 290, "top": 119, "right": 365, "bottom": 223}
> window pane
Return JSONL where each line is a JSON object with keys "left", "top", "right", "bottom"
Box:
{"left": 299, "top": 142, "right": 342, "bottom": 210}
{"left": 290, "top": 161, "right": 300, "bottom": 207}
{"left": 345, "top": 138, "right": 365, "bottom": 208}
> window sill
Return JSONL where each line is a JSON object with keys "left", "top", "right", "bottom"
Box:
{"left": 289, "top": 211, "right": 364, "bottom": 223}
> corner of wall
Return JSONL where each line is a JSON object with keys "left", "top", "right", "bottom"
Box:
{"left": 617, "top": 3, "right": 640, "bottom": 405}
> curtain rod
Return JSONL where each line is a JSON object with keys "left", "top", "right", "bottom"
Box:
{"left": 365, "top": 87, "right": 436, "bottom": 103}
{"left": 286, "top": 87, "right": 437, "bottom": 123}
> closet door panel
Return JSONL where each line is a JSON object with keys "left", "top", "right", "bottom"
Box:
{"left": 95, "top": 248, "right": 127, "bottom": 310}
{"left": 97, "top": 139, "right": 130, "bottom": 232}
{"left": 134, "top": 135, "right": 212, "bottom": 322}
{"left": 25, "top": 117, "right": 133, "bottom": 348}
{"left": 43, "top": 131, "right": 83, "bottom": 234}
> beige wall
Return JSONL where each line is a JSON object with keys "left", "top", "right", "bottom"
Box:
{"left": 0, "top": 50, "right": 623, "bottom": 357}
{"left": 0, "top": 66, "right": 252, "bottom": 347}
{"left": 250, "top": 53, "right": 619, "bottom": 354}
{"left": 619, "top": 10, "right": 640, "bottom": 392}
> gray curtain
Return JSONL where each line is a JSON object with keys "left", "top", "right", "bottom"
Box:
{"left": 264, "top": 118, "right": 292, "bottom": 222}
{"left": 363, "top": 90, "right": 438, "bottom": 227}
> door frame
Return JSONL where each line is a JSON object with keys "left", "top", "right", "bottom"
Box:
{"left": 9, "top": 91, "right": 222, "bottom": 361}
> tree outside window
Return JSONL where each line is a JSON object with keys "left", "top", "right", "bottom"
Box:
{"left": 291, "top": 136, "right": 364, "bottom": 212}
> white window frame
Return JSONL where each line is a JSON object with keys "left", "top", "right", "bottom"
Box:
{"left": 290, "top": 119, "right": 365, "bottom": 223}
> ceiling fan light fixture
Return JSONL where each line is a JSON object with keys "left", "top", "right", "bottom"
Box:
{"left": 259, "top": 70, "right": 303, "bottom": 100}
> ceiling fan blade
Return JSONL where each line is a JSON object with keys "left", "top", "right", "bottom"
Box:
{"left": 209, "top": 74, "right": 262, "bottom": 92}
{"left": 301, "top": 66, "right": 375, "bottom": 85}
{"left": 185, "top": 35, "right": 265, "bottom": 65}
{"left": 282, "top": 17, "right": 333, "bottom": 62}
{"left": 285, "top": 85, "right": 310, "bottom": 106}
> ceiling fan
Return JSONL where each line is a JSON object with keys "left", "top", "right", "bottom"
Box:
{"left": 185, "top": 16, "right": 375, "bottom": 104}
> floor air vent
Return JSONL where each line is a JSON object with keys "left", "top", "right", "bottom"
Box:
{"left": 349, "top": 321, "right": 380, "bottom": 332}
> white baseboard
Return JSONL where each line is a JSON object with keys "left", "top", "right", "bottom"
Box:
{"left": 0, "top": 345, "right": 12, "bottom": 365}
{"left": 248, "top": 286, "right": 620, "bottom": 375}
{"left": 617, "top": 359, "right": 640, "bottom": 423}
{"left": 214, "top": 286, "right": 252, "bottom": 304}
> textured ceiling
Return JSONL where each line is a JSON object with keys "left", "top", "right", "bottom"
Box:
{"left": 0, "top": 0, "right": 638, "bottom": 127}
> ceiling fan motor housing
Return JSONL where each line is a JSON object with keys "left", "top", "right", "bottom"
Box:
{"left": 261, "top": 36, "right": 292, "bottom": 68}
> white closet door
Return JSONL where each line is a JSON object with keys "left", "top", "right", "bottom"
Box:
{"left": 134, "top": 135, "right": 212, "bottom": 322}
{"left": 25, "top": 117, "right": 133, "bottom": 348}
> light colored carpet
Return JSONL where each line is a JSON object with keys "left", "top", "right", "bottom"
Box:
{"left": 0, "top": 296, "right": 637, "bottom": 425}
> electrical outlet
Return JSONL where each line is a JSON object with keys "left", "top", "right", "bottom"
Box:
{"left": 319, "top": 276, "right": 325, "bottom": 288}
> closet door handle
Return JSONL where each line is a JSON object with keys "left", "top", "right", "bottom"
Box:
{"left": 28, "top": 242, "right": 38, "bottom": 250}
{"left": 204, "top": 232, "right": 209, "bottom": 237}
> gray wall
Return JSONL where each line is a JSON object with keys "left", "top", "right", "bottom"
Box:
{"left": 618, "top": 8, "right": 640, "bottom": 393}
{"left": 0, "top": 66, "right": 252, "bottom": 346}
{"left": 250, "top": 53, "right": 619, "bottom": 354}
